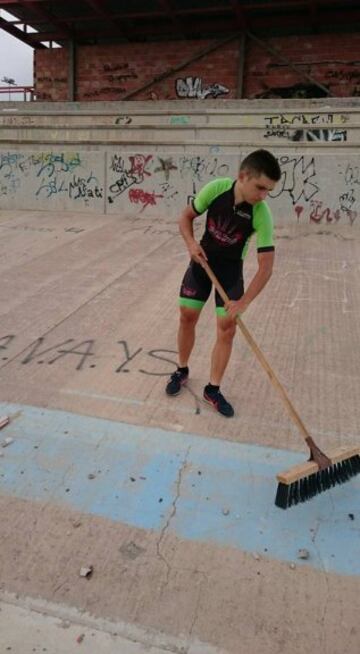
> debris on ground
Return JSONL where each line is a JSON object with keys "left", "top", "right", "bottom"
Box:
{"left": 1, "top": 437, "right": 14, "bottom": 448}
{"left": 0, "top": 416, "right": 9, "bottom": 429}
{"left": 289, "top": 563, "right": 296, "bottom": 570}
{"left": 79, "top": 565, "right": 93, "bottom": 578}
{"left": 87, "top": 473, "right": 96, "bottom": 480}
{"left": 72, "top": 520, "right": 82, "bottom": 528}
{"left": 348, "top": 513, "right": 355, "bottom": 520}
{"left": 297, "top": 548, "right": 310, "bottom": 559}
{"left": 222, "top": 508, "right": 230, "bottom": 516}
{"left": 252, "top": 552, "right": 260, "bottom": 561}
{"left": 76, "top": 633, "right": 85, "bottom": 643}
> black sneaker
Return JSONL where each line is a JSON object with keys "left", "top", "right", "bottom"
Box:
{"left": 166, "top": 368, "right": 189, "bottom": 396}
{"left": 203, "top": 385, "right": 234, "bottom": 417}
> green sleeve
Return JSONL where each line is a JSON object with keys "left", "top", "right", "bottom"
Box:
{"left": 192, "top": 178, "right": 233, "bottom": 214}
{"left": 253, "top": 201, "right": 275, "bottom": 251}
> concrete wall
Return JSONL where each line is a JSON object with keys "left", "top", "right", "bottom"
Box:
{"left": 1, "top": 148, "right": 359, "bottom": 227}
{"left": 1, "top": 99, "right": 359, "bottom": 225}
{"left": 33, "top": 33, "right": 360, "bottom": 102}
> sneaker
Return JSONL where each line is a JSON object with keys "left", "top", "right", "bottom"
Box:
{"left": 203, "top": 384, "right": 234, "bottom": 417}
{"left": 166, "top": 368, "right": 189, "bottom": 396}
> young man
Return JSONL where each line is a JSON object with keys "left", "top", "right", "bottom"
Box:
{"left": 166, "top": 149, "right": 281, "bottom": 417}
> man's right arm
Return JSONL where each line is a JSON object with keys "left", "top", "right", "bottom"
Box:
{"left": 179, "top": 205, "right": 208, "bottom": 264}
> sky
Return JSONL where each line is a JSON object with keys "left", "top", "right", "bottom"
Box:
{"left": 0, "top": 9, "right": 35, "bottom": 100}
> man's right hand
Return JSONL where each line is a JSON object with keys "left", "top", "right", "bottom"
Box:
{"left": 188, "top": 241, "right": 208, "bottom": 264}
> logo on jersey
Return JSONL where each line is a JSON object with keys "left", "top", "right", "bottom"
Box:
{"left": 208, "top": 217, "right": 243, "bottom": 246}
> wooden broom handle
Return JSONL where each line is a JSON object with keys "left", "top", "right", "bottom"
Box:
{"left": 201, "top": 259, "right": 312, "bottom": 443}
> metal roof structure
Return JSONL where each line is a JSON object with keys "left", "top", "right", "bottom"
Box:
{"left": 0, "top": 0, "right": 359, "bottom": 49}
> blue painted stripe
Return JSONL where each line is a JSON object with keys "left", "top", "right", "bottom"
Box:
{"left": 0, "top": 402, "right": 359, "bottom": 576}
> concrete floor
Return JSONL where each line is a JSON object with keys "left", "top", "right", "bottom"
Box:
{"left": 0, "top": 208, "right": 359, "bottom": 653}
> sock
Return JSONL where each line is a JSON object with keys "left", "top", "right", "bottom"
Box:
{"left": 178, "top": 366, "right": 189, "bottom": 374}
{"left": 206, "top": 383, "right": 219, "bottom": 393}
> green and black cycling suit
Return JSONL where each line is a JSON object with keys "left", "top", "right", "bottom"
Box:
{"left": 179, "top": 177, "right": 275, "bottom": 316}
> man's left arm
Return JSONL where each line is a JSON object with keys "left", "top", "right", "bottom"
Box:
{"left": 226, "top": 250, "right": 274, "bottom": 318}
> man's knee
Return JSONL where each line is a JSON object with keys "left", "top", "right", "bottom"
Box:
{"left": 179, "top": 306, "right": 201, "bottom": 328}
{"left": 217, "top": 317, "right": 236, "bottom": 342}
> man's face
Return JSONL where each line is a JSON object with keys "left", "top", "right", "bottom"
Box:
{"left": 240, "top": 171, "right": 277, "bottom": 205}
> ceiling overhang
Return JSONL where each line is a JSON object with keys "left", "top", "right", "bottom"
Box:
{"left": 0, "top": 0, "right": 359, "bottom": 48}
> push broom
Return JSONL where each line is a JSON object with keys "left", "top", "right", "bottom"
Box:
{"left": 201, "top": 260, "right": 360, "bottom": 509}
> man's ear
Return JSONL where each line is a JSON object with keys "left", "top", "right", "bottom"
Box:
{"left": 238, "top": 169, "right": 247, "bottom": 182}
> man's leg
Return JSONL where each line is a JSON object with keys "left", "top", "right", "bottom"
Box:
{"left": 209, "top": 315, "right": 236, "bottom": 386}
{"left": 203, "top": 314, "right": 237, "bottom": 417}
{"left": 178, "top": 305, "right": 202, "bottom": 367}
{"left": 166, "top": 305, "right": 202, "bottom": 396}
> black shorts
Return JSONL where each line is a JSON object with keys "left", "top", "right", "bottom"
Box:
{"left": 179, "top": 258, "right": 244, "bottom": 316}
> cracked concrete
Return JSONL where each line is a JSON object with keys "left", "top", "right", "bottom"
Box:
{"left": 156, "top": 446, "right": 191, "bottom": 585}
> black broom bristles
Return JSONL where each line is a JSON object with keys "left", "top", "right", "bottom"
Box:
{"left": 275, "top": 454, "right": 360, "bottom": 509}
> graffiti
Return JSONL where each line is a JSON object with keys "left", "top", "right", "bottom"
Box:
{"left": 0, "top": 334, "right": 178, "bottom": 377}
{"left": 37, "top": 76, "right": 66, "bottom": 84}
{"left": 36, "top": 177, "right": 67, "bottom": 198}
{"left": 339, "top": 189, "right": 356, "bottom": 212}
{"left": 0, "top": 152, "right": 24, "bottom": 174}
{"left": 0, "top": 150, "right": 104, "bottom": 209}
{"left": 69, "top": 172, "right": 103, "bottom": 200}
{"left": 129, "top": 188, "right": 163, "bottom": 211}
{"left": 129, "top": 154, "right": 152, "bottom": 182}
{"left": 256, "top": 83, "right": 328, "bottom": 99}
{"left": 179, "top": 156, "right": 229, "bottom": 182}
{"left": 158, "top": 182, "right": 179, "bottom": 203}
{"left": 153, "top": 157, "right": 178, "bottom": 181}
{"left": 103, "top": 63, "right": 130, "bottom": 72}
{"left": 31, "top": 152, "right": 81, "bottom": 178}
{"left": 108, "top": 154, "right": 153, "bottom": 203}
{"left": 326, "top": 69, "right": 360, "bottom": 83}
{"left": 264, "top": 125, "right": 347, "bottom": 142}
{"left": 110, "top": 154, "right": 127, "bottom": 174}
{"left": 310, "top": 201, "right": 357, "bottom": 225}
{"left": 108, "top": 175, "right": 134, "bottom": 201}
{"left": 83, "top": 87, "right": 126, "bottom": 98}
{"left": 175, "top": 76, "right": 229, "bottom": 99}
{"left": 264, "top": 113, "right": 348, "bottom": 127}
{"left": 344, "top": 163, "right": 360, "bottom": 186}
{"left": 107, "top": 73, "right": 137, "bottom": 82}
{"left": 115, "top": 115, "right": 132, "bottom": 125}
{"left": 264, "top": 125, "right": 292, "bottom": 139}
{"left": 35, "top": 171, "right": 103, "bottom": 201}
{"left": 0, "top": 115, "right": 35, "bottom": 126}
{"left": 170, "top": 115, "right": 189, "bottom": 125}
{"left": 292, "top": 129, "right": 347, "bottom": 142}
{"left": 270, "top": 156, "right": 319, "bottom": 205}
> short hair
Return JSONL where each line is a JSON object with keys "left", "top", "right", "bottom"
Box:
{"left": 240, "top": 149, "right": 281, "bottom": 182}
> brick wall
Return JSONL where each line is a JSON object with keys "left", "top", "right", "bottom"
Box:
{"left": 34, "top": 47, "right": 69, "bottom": 101}
{"left": 34, "top": 33, "right": 360, "bottom": 101}
{"left": 244, "top": 33, "right": 360, "bottom": 98}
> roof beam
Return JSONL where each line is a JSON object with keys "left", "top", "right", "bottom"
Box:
{"left": 16, "top": 0, "right": 73, "bottom": 37}
{"left": 157, "top": 0, "right": 184, "bottom": 37}
{"left": 229, "top": 0, "right": 247, "bottom": 30}
{"left": 0, "top": 13, "right": 46, "bottom": 46}
{"left": 83, "top": 0, "right": 127, "bottom": 38}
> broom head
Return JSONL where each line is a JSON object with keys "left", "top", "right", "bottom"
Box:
{"left": 275, "top": 446, "right": 360, "bottom": 509}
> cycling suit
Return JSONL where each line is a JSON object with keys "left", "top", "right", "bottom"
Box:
{"left": 179, "top": 177, "right": 274, "bottom": 316}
